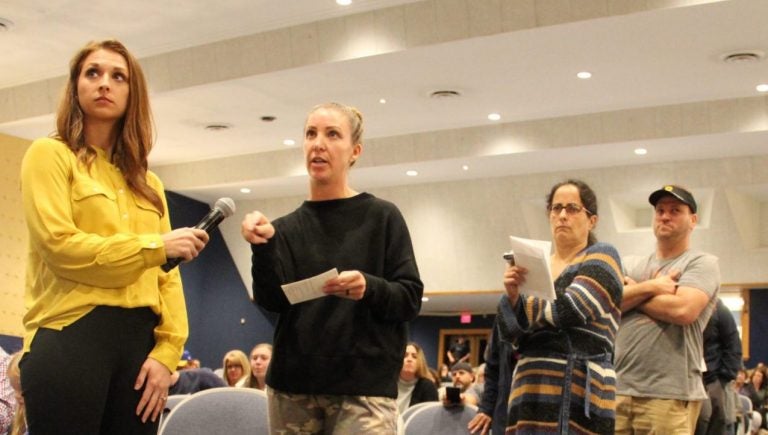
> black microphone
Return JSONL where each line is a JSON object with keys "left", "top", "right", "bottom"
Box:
{"left": 161, "top": 197, "right": 236, "bottom": 272}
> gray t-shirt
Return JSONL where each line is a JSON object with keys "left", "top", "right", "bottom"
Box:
{"left": 615, "top": 250, "right": 720, "bottom": 401}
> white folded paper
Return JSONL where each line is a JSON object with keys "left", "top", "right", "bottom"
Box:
{"left": 508, "top": 236, "right": 556, "bottom": 300}
{"left": 281, "top": 268, "right": 339, "bottom": 304}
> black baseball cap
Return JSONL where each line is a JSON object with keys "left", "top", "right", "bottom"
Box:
{"left": 450, "top": 362, "right": 473, "bottom": 373}
{"left": 648, "top": 185, "right": 697, "bottom": 213}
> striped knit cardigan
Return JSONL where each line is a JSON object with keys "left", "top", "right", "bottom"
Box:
{"left": 498, "top": 242, "right": 623, "bottom": 435}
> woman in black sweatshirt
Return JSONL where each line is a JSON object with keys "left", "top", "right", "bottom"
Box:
{"left": 240, "top": 102, "right": 423, "bottom": 434}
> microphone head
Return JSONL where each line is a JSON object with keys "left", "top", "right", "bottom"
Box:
{"left": 214, "top": 197, "right": 236, "bottom": 217}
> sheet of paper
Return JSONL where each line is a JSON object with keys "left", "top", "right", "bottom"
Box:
{"left": 508, "top": 236, "right": 556, "bottom": 301}
{"left": 281, "top": 268, "right": 339, "bottom": 305}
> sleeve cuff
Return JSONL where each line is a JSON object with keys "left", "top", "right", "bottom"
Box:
{"left": 150, "top": 340, "right": 183, "bottom": 373}
{"left": 497, "top": 296, "right": 525, "bottom": 347}
{"left": 139, "top": 234, "right": 166, "bottom": 267}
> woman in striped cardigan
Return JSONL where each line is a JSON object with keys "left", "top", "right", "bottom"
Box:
{"left": 499, "top": 179, "right": 623, "bottom": 435}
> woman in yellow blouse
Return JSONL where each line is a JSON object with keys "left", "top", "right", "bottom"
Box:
{"left": 19, "top": 39, "right": 208, "bottom": 435}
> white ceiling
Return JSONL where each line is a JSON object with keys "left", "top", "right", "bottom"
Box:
{"left": 1, "top": 0, "right": 765, "bottom": 314}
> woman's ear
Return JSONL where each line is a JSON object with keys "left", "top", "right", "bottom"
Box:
{"left": 350, "top": 143, "right": 362, "bottom": 166}
{"left": 589, "top": 214, "right": 598, "bottom": 229}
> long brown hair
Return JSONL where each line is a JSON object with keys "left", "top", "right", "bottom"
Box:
{"left": 55, "top": 39, "right": 163, "bottom": 214}
{"left": 406, "top": 342, "right": 432, "bottom": 380}
{"left": 246, "top": 343, "right": 272, "bottom": 389}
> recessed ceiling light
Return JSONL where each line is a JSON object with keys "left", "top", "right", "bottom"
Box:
{"left": 721, "top": 51, "right": 764, "bottom": 64}
{"left": 757, "top": 84, "right": 768, "bottom": 93}
{"left": 283, "top": 139, "right": 295, "bottom": 146}
{"left": 577, "top": 71, "right": 592, "bottom": 79}
{"left": 240, "top": 187, "right": 251, "bottom": 194}
{"left": 429, "top": 90, "right": 461, "bottom": 99}
{"left": 336, "top": 0, "right": 352, "bottom": 5}
{"left": 406, "top": 170, "right": 418, "bottom": 177}
{"left": 204, "top": 123, "right": 232, "bottom": 131}
{"left": 421, "top": 296, "right": 429, "bottom": 302}
{"left": 634, "top": 148, "right": 647, "bottom": 155}
{"left": 379, "top": 98, "right": 387, "bottom": 104}
{"left": 487, "top": 113, "right": 501, "bottom": 121}
{"left": 461, "top": 165, "right": 469, "bottom": 171}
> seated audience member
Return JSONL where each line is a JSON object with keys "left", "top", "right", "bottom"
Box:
{"left": 222, "top": 350, "right": 251, "bottom": 387}
{"left": 245, "top": 343, "right": 272, "bottom": 390}
{"left": 735, "top": 369, "right": 750, "bottom": 396}
{"left": 6, "top": 352, "right": 26, "bottom": 435}
{"left": 438, "top": 364, "right": 451, "bottom": 384}
{"left": 169, "top": 368, "right": 227, "bottom": 395}
{"left": 746, "top": 367, "right": 768, "bottom": 430}
{"left": 745, "top": 367, "right": 767, "bottom": 413}
{"left": 176, "top": 349, "right": 194, "bottom": 371}
{"left": 1, "top": 347, "right": 15, "bottom": 435}
{"left": 438, "top": 362, "right": 479, "bottom": 406}
{"left": 734, "top": 369, "right": 763, "bottom": 435}
{"left": 397, "top": 342, "right": 439, "bottom": 415}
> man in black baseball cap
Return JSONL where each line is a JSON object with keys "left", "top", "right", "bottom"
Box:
{"left": 614, "top": 184, "right": 719, "bottom": 433}
{"left": 648, "top": 185, "right": 697, "bottom": 213}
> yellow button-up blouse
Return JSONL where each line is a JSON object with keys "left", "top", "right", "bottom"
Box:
{"left": 20, "top": 137, "right": 187, "bottom": 372}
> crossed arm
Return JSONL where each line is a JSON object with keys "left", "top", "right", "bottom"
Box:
{"left": 621, "top": 271, "right": 711, "bottom": 325}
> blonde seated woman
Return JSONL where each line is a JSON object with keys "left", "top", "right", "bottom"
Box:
{"left": 221, "top": 350, "right": 251, "bottom": 387}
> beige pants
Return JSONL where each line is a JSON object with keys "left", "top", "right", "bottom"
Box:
{"left": 267, "top": 388, "right": 397, "bottom": 435}
{"left": 615, "top": 394, "right": 703, "bottom": 435}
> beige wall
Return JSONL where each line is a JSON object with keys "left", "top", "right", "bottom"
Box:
{"left": 220, "top": 153, "right": 768, "bottom": 297}
{"left": 0, "top": 133, "right": 30, "bottom": 337}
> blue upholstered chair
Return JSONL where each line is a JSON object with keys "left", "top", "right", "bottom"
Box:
{"left": 158, "top": 394, "right": 189, "bottom": 432}
{"left": 158, "top": 387, "right": 268, "bottom": 435}
{"left": 402, "top": 402, "right": 478, "bottom": 435}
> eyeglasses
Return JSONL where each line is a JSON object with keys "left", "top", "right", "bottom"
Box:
{"left": 548, "top": 203, "right": 592, "bottom": 216}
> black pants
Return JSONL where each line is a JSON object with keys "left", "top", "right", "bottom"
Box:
{"left": 695, "top": 379, "right": 732, "bottom": 435}
{"left": 21, "top": 306, "right": 159, "bottom": 435}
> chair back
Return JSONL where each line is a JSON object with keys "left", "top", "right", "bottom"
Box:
{"left": 402, "top": 402, "right": 477, "bottom": 435}
{"left": 158, "top": 394, "right": 189, "bottom": 432}
{"left": 739, "top": 394, "right": 752, "bottom": 413}
{"left": 400, "top": 401, "right": 437, "bottom": 426}
{"left": 736, "top": 394, "right": 755, "bottom": 435}
{"left": 159, "top": 387, "right": 268, "bottom": 435}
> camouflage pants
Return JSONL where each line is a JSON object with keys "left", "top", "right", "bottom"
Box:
{"left": 267, "top": 388, "right": 397, "bottom": 434}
